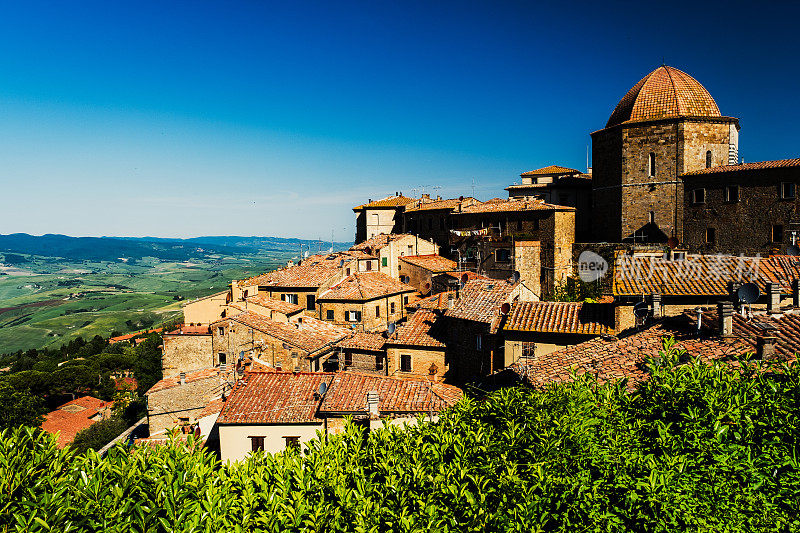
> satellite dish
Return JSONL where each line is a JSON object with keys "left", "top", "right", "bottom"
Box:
{"left": 364, "top": 246, "right": 372, "bottom": 255}
{"left": 737, "top": 283, "right": 760, "bottom": 304}
{"left": 317, "top": 382, "right": 327, "bottom": 396}
{"left": 512, "top": 271, "right": 521, "bottom": 283}
{"left": 387, "top": 322, "right": 396, "bottom": 335}
{"left": 500, "top": 302, "right": 511, "bottom": 315}
{"left": 424, "top": 282, "right": 431, "bottom": 291}
{"left": 339, "top": 259, "right": 345, "bottom": 267}
{"left": 788, "top": 245, "right": 800, "bottom": 256}
{"left": 239, "top": 351, "right": 245, "bottom": 360}
{"left": 633, "top": 301, "right": 649, "bottom": 318}
{"left": 667, "top": 236, "right": 679, "bottom": 249}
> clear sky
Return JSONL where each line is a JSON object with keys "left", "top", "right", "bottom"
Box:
{"left": 1, "top": 0, "right": 798, "bottom": 242}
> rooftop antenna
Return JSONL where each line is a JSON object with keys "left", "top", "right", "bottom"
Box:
{"left": 471, "top": 177, "right": 476, "bottom": 198}
{"left": 736, "top": 282, "right": 760, "bottom": 318}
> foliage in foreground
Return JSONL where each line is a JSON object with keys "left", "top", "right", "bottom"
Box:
{"left": 1, "top": 358, "right": 799, "bottom": 532}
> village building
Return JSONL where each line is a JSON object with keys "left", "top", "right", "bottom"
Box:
{"left": 449, "top": 198, "right": 575, "bottom": 297}
{"left": 181, "top": 290, "right": 231, "bottom": 326}
{"left": 230, "top": 294, "right": 305, "bottom": 322}
{"left": 161, "top": 325, "right": 213, "bottom": 377}
{"left": 334, "top": 332, "right": 387, "bottom": 375}
{"left": 316, "top": 272, "right": 416, "bottom": 332}
{"left": 211, "top": 311, "right": 350, "bottom": 372}
{"left": 216, "top": 370, "right": 462, "bottom": 460}
{"left": 506, "top": 165, "right": 592, "bottom": 241}
{"left": 397, "top": 254, "right": 457, "bottom": 295}
{"left": 353, "top": 194, "right": 417, "bottom": 243}
{"left": 430, "top": 270, "right": 490, "bottom": 294}
{"left": 499, "top": 300, "right": 617, "bottom": 367}
{"left": 41, "top": 396, "right": 110, "bottom": 448}
{"left": 385, "top": 308, "right": 448, "bottom": 381}
{"left": 402, "top": 196, "right": 481, "bottom": 250}
{"left": 350, "top": 233, "right": 439, "bottom": 280}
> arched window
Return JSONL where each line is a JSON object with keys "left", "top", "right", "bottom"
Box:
{"left": 648, "top": 211, "right": 655, "bottom": 224}
{"left": 648, "top": 153, "right": 656, "bottom": 177}
{"left": 706, "top": 150, "right": 712, "bottom": 168}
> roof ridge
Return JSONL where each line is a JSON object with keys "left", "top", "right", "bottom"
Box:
{"left": 662, "top": 65, "right": 683, "bottom": 116}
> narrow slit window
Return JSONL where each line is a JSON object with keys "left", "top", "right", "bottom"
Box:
{"left": 648, "top": 153, "right": 656, "bottom": 177}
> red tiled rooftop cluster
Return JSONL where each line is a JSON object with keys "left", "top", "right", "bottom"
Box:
{"left": 503, "top": 301, "right": 616, "bottom": 335}
{"left": 318, "top": 272, "right": 415, "bottom": 301}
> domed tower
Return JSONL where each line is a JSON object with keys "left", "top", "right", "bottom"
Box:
{"left": 591, "top": 66, "right": 740, "bottom": 243}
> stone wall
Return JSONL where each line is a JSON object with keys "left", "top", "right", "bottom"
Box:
{"left": 514, "top": 241, "right": 541, "bottom": 298}
{"left": 385, "top": 345, "right": 447, "bottom": 381}
{"left": 161, "top": 334, "right": 213, "bottom": 377}
{"left": 211, "top": 319, "right": 322, "bottom": 372}
{"left": 339, "top": 348, "right": 387, "bottom": 375}
{"left": 147, "top": 374, "right": 227, "bottom": 436}
{"left": 183, "top": 292, "right": 229, "bottom": 325}
{"left": 317, "top": 294, "right": 409, "bottom": 332}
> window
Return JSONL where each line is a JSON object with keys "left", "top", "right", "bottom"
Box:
{"left": 365, "top": 261, "right": 372, "bottom": 271}
{"left": 375, "top": 305, "right": 380, "bottom": 318}
{"left": 705, "top": 227, "right": 716, "bottom": 245}
{"left": 648, "top": 152, "right": 656, "bottom": 177}
{"left": 403, "top": 296, "right": 409, "bottom": 305}
{"left": 495, "top": 249, "right": 511, "bottom": 263}
{"left": 476, "top": 334, "right": 482, "bottom": 351}
{"left": 217, "top": 326, "right": 224, "bottom": 336}
{"left": 306, "top": 295, "right": 315, "bottom": 310}
{"left": 376, "top": 354, "right": 384, "bottom": 370}
{"left": 408, "top": 245, "right": 414, "bottom": 254}
{"left": 243, "top": 289, "right": 248, "bottom": 298}
{"left": 249, "top": 436, "right": 265, "bottom": 452}
{"left": 382, "top": 257, "right": 388, "bottom": 267}
{"left": 521, "top": 342, "right": 536, "bottom": 359}
{"left": 218, "top": 352, "right": 227, "bottom": 365}
{"left": 326, "top": 309, "right": 334, "bottom": 320}
{"left": 706, "top": 150, "right": 713, "bottom": 168}
{"left": 346, "top": 310, "right": 362, "bottom": 322}
{"left": 390, "top": 302, "right": 396, "bottom": 314}
{"left": 517, "top": 220, "right": 523, "bottom": 231}
{"left": 400, "top": 354, "right": 412, "bottom": 372}
{"left": 284, "top": 436, "right": 300, "bottom": 450}
{"left": 772, "top": 225, "right": 784, "bottom": 243}
{"left": 781, "top": 182, "right": 796, "bottom": 199}
{"left": 346, "top": 268, "right": 351, "bottom": 276}
{"left": 648, "top": 211, "right": 655, "bottom": 224}
{"left": 692, "top": 189, "right": 706, "bottom": 204}
{"left": 344, "top": 351, "right": 352, "bottom": 366}
{"left": 281, "top": 294, "right": 298, "bottom": 305}
{"left": 725, "top": 185, "right": 739, "bottom": 203}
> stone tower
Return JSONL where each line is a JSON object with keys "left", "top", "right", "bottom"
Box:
{"left": 591, "top": 66, "right": 740, "bottom": 244}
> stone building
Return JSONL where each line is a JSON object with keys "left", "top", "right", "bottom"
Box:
{"left": 211, "top": 311, "right": 350, "bottom": 372}
{"left": 591, "top": 65, "right": 740, "bottom": 244}
{"left": 681, "top": 159, "right": 800, "bottom": 254}
{"left": 402, "top": 196, "right": 480, "bottom": 250}
{"left": 449, "top": 198, "right": 575, "bottom": 296}
{"left": 161, "top": 325, "right": 213, "bottom": 377}
{"left": 334, "top": 332, "right": 387, "bottom": 375}
{"left": 353, "top": 194, "right": 416, "bottom": 243}
{"left": 182, "top": 291, "right": 230, "bottom": 325}
{"left": 315, "top": 272, "right": 416, "bottom": 332}
{"left": 385, "top": 308, "right": 448, "bottom": 381}
{"left": 397, "top": 254, "right": 457, "bottom": 295}
{"left": 506, "top": 165, "right": 593, "bottom": 241}
{"left": 350, "top": 233, "right": 439, "bottom": 280}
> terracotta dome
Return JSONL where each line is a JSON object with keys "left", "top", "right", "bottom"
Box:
{"left": 606, "top": 66, "right": 721, "bottom": 128}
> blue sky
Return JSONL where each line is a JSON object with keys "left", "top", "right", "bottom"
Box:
{"left": 1, "top": 0, "right": 798, "bottom": 241}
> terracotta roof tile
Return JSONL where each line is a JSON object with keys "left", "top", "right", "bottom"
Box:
{"left": 336, "top": 332, "right": 387, "bottom": 351}
{"left": 350, "top": 233, "right": 409, "bottom": 252}
{"left": 404, "top": 197, "right": 480, "bottom": 213}
{"left": 606, "top": 66, "right": 723, "bottom": 128}
{"left": 239, "top": 253, "right": 352, "bottom": 289}
{"left": 410, "top": 291, "right": 456, "bottom": 311}
{"left": 682, "top": 158, "right": 800, "bottom": 176}
{"left": 389, "top": 309, "right": 446, "bottom": 348}
{"left": 399, "top": 255, "right": 457, "bottom": 273}
{"left": 146, "top": 367, "right": 224, "bottom": 394}
{"left": 453, "top": 198, "right": 573, "bottom": 215}
{"left": 520, "top": 165, "right": 582, "bottom": 176}
{"left": 445, "top": 279, "right": 517, "bottom": 324}
{"left": 503, "top": 301, "right": 616, "bottom": 335}
{"left": 41, "top": 396, "right": 108, "bottom": 448}
{"left": 220, "top": 311, "right": 350, "bottom": 353}
{"left": 353, "top": 195, "right": 416, "bottom": 210}
{"left": 244, "top": 294, "right": 304, "bottom": 315}
{"left": 318, "top": 272, "right": 416, "bottom": 301}
{"left": 319, "top": 372, "right": 462, "bottom": 413}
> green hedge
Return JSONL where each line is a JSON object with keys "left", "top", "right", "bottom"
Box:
{"left": 1, "top": 356, "right": 799, "bottom": 532}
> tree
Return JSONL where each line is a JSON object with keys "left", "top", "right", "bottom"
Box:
{"left": 0, "top": 383, "right": 45, "bottom": 429}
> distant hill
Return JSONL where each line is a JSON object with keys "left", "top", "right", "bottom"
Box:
{"left": 0, "top": 233, "right": 352, "bottom": 263}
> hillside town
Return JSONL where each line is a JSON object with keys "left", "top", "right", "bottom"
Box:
{"left": 29, "top": 65, "right": 796, "bottom": 459}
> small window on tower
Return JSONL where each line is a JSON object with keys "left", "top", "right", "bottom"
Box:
{"left": 648, "top": 211, "right": 655, "bottom": 224}
{"left": 781, "top": 182, "right": 796, "bottom": 199}
{"left": 326, "top": 309, "right": 334, "bottom": 320}
{"left": 772, "top": 225, "right": 784, "bottom": 243}
{"left": 725, "top": 186, "right": 740, "bottom": 203}
{"left": 692, "top": 189, "right": 706, "bottom": 204}
{"left": 705, "top": 227, "right": 716, "bottom": 246}
{"left": 648, "top": 153, "right": 656, "bottom": 177}
{"left": 706, "top": 150, "right": 713, "bottom": 168}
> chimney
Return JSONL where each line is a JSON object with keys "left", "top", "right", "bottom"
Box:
{"left": 756, "top": 326, "right": 779, "bottom": 360}
{"left": 366, "top": 390, "right": 379, "bottom": 418}
{"left": 694, "top": 307, "right": 704, "bottom": 334}
{"left": 179, "top": 372, "right": 186, "bottom": 386}
{"left": 793, "top": 279, "right": 800, "bottom": 308}
{"left": 717, "top": 300, "right": 734, "bottom": 338}
{"left": 651, "top": 293, "right": 662, "bottom": 318}
{"left": 767, "top": 282, "right": 781, "bottom": 314}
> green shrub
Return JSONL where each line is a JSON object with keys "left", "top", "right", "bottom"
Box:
{"left": 1, "top": 357, "right": 799, "bottom": 531}
{"left": 70, "top": 417, "right": 129, "bottom": 455}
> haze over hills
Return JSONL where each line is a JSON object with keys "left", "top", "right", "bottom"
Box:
{"left": 0, "top": 233, "right": 352, "bottom": 263}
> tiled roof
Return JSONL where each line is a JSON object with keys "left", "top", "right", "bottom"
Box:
{"left": 445, "top": 279, "right": 517, "bottom": 324}
{"left": 503, "top": 301, "right": 616, "bottom": 335}
{"left": 198, "top": 398, "right": 225, "bottom": 419}
{"left": 520, "top": 165, "right": 582, "bottom": 176}
{"left": 410, "top": 291, "right": 455, "bottom": 311}
{"left": 452, "top": 198, "right": 573, "bottom": 215}
{"left": 41, "top": 396, "right": 108, "bottom": 448}
{"left": 336, "top": 332, "right": 387, "bottom": 351}
{"left": 350, "top": 233, "right": 408, "bottom": 252}
{"left": 318, "top": 272, "right": 415, "bottom": 301}
{"left": 505, "top": 310, "right": 799, "bottom": 390}
{"left": 146, "top": 367, "right": 224, "bottom": 394}
{"left": 239, "top": 254, "right": 351, "bottom": 288}
{"left": 319, "top": 372, "right": 462, "bottom": 414}
{"left": 245, "top": 294, "right": 304, "bottom": 315}
{"left": 182, "top": 290, "right": 229, "bottom": 306}
{"left": 404, "top": 197, "right": 480, "bottom": 213}
{"left": 606, "top": 66, "right": 723, "bottom": 128}
{"left": 353, "top": 195, "right": 416, "bottom": 210}
{"left": 399, "top": 255, "right": 457, "bottom": 273}
{"left": 682, "top": 158, "right": 800, "bottom": 176}
{"left": 225, "top": 311, "right": 350, "bottom": 353}
{"left": 612, "top": 253, "right": 800, "bottom": 297}
{"left": 165, "top": 325, "right": 211, "bottom": 335}
{"left": 436, "top": 271, "right": 491, "bottom": 282}
{"left": 217, "top": 372, "right": 332, "bottom": 424}
{"left": 388, "top": 309, "right": 446, "bottom": 348}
